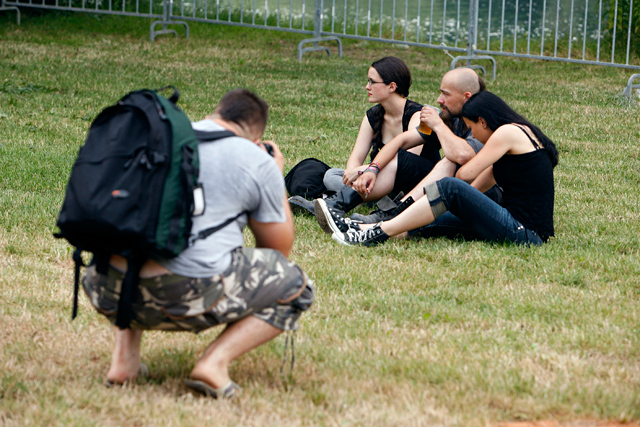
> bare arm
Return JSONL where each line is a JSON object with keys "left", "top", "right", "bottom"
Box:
{"left": 248, "top": 198, "right": 294, "bottom": 257}
{"left": 372, "top": 128, "right": 424, "bottom": 169}
{"left": 351, "top": 128, "right": 424, "bottom": 194}
{"left": 421, "top": 107, "right": 476, "bottom": 164}
{"left": 405, "top": 110, "right": 424, "bottom": 156}
{"left": 342, "top": 116, "right": 375, "bottom": 185}
{"left": 456, "top": 125, "right": 518, "bottom": 183}
{"left": 469, "top": 166, "right": 496, "bottom": 193}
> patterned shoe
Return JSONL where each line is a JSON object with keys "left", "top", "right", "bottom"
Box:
{"left": 331, "top": 223, "right": 390, "bottom": 246}
{"left": 314, "top": 198, "right": 361, "bottom": 234}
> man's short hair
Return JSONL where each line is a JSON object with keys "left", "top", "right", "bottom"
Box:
{"left": 214, "top": 89, "right": 269, "bottom": 136}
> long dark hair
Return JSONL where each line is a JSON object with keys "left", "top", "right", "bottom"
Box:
{"left": 462, "top": 91, "right": 558, "bottom": 167}
{"left": 369, "top": 57, "right": 412, "bottom": 157}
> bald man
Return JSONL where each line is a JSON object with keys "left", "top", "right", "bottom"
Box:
{"left": 315, "top": 67, "right": 501, "bottom": 231}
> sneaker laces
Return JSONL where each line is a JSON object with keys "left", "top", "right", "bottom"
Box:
{"left": 325, "top": 204, "right": 362, "bottom": 231}
{"left": 344, "top": 224, "right": 382, "bottom": 243}
{"left": 342, "top": 217, "right": 362, "bottom": 229}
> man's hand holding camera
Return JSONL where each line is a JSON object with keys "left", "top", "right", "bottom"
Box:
{"left": 257, "top": 140, "right": 284, "bottom": 173}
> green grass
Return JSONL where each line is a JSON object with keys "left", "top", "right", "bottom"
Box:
{"left": 1, "top": 9, "right": 639, "bottom": 427}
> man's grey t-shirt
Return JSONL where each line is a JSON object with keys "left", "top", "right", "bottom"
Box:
{"left": 156, "top": 119, "right": 285, "bottom": 277}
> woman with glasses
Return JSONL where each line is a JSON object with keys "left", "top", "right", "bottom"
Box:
{"left": 330, "top": 91, "right": 558, "bottom": 247}
{"left": 304, "top": 56, "right": 440, "bottom": 231}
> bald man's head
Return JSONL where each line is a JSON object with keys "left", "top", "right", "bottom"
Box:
{"left": 437, "top": 68, "right": 485, "bottom": 120}
{"left": 444, "top": 68, "right": 485, "bottom": 94}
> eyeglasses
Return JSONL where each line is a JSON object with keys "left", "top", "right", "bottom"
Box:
{"left": 366, "top": 79, "right": 385, "bottom": 86}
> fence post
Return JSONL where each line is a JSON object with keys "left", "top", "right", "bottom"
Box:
{"left": 297, "top": 0, "right": 343, "bottom": 61}
{"left": 0, "top": 0, "right": 20, "bottom": 24}
{"left": 450, "top": 0, "right": 496, "bottom": 80}
{"left": 622, "top": 74, "right": 640, "bottom": 97}
{"left": 467, "top": 0, "right": 477, "bottom": 62}
{"left": 150, "top": 0, "right": 190, "bottom": 42}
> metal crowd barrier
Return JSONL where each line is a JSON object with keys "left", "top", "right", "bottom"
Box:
{"left": 4, "top": 0, "right": 639, "bottom": 94}
{"left": 1, "top": 0, "right": 20, "bottom": 23}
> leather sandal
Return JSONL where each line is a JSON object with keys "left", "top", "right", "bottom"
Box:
{"left": 184, "top": 379, "right": 243, "bottom": 399}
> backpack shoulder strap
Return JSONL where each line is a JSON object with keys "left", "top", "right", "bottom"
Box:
{"left": 70, "top": 250, "right": 109, "bottom": 320}
{"left": 71, "top": 249, "right": 85, "bottom": 320}
{"left": 188, "top": 210, "right": 247, "bottom": 246}
{"left": 194, "top": 129, "right": 236, "bottom": 142}
{"left": 115, "top": 253, "right": 145, "bottom": 329}
{"left": 188, "top": 128, "right": 244, "bottom": 246}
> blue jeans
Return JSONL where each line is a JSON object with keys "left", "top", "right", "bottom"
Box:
{"left": 410, "top": 177, "right": 544, "bottom": 246}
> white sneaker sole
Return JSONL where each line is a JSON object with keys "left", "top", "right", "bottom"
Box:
{"left": 331, "top": 231, "right": 351, "bottom": 246}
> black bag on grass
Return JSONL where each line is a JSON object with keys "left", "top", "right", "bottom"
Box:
{"left": 284, "top": 157, "right": 331, "bottom": 200}
{"left": 55, "top": 87, "right": 240, "bottom": 329}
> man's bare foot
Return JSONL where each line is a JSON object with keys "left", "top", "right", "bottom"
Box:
{"left": 189, "top": 358, "right": 231, "bottom": 390}
{"left": 105, "top": 363, "right": 148, "bottom": 387}
{"left": 105, "top": 327, "right": 144, "bottom": 386}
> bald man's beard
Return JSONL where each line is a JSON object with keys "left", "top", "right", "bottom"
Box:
{"left": 441, "top": 107, "right": 461, "bottom": 123}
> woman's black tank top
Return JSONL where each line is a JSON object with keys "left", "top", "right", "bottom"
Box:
{"left": 492, "top": 125, "right": 555, "bottom": 241}
{"left": 366, "top": 99, "right": 422, "bottom": 160}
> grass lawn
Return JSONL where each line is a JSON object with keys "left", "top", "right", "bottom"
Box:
{"left": 0, "top": 9, "right": 639, "bottom": 427}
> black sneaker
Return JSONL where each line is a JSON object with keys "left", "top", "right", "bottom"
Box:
{"left": 332, "top": 223, "right": 390, "bottom": 246}
{"left": 314, "top": 198, "right": 362, "bottom": 234}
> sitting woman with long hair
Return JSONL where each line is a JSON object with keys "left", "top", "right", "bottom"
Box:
{"left": 329, "top": 91, "right": 558, "bottom": 246}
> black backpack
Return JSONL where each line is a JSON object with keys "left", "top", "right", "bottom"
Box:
{"left": 284, "top": 157, "right": 331, "bottom": 200}
{"left": 55, "top": 87, "right": 241, "bottom": 329}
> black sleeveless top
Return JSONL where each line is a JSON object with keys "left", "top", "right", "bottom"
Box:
{"left": 366, "top": 99, "right": 423, "bottom": 161}
{"left": 492, "top": 125, "right": 555, "bottom": 241}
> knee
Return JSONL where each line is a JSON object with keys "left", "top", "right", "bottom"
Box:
{"left": 424, "top": 177, "right": 468, "bottom": 219}
{"left": 293, "top": 277, "right": 315, "bottom": 312}
{"left": 424, "top": 177, "right": 460, "bottom": 202}
{"left": 437, "top": 177, "right": 462, "bottom": 192}
{"left": 265, "top": 250, "right": 315, "bottom": 310}
{"left": 323, "top": 168, "right": 344, "bottom": 191}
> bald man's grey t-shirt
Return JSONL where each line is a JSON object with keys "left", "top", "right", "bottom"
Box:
{"left": 155, "top": 119, "right": 285, "bottom": 277}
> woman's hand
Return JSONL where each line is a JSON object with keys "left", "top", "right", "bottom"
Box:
{"left": 353, "top": 170, "right": 377, "bottom": 195}
{"left": 342, "top": 168, "right": 362, "bottom": 186}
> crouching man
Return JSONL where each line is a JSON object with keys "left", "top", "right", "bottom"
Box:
{"left": 82, "top": 89, "right": 314, "bottom": 399}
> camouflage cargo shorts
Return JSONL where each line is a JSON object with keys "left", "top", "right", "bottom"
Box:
{"left": 82, "top": 247, "right": 315, "bottom": 332}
